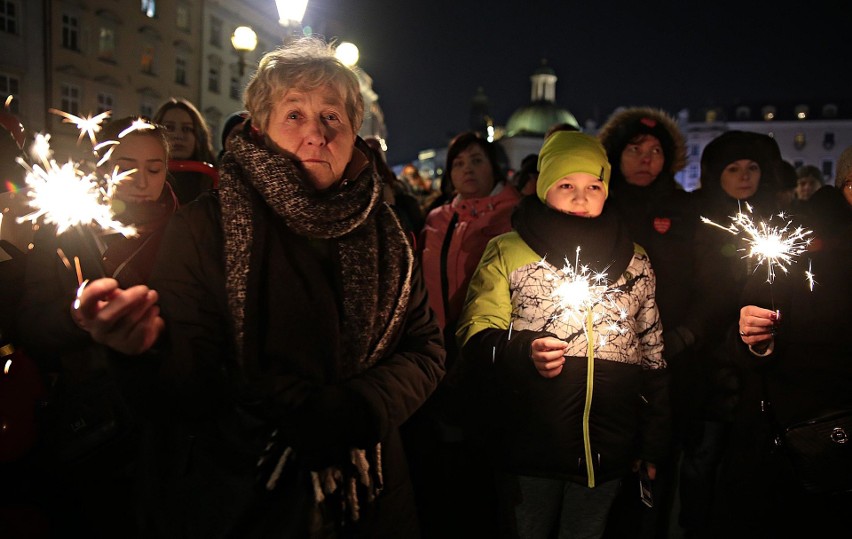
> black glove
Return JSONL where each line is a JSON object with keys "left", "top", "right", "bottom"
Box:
{"left": 291, "top": 385, "right": 376, "bottom": 469}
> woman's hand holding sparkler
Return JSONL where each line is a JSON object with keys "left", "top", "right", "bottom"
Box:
{"left": 738, "top": 305, "right": 779, "bottom": 356}
{"left": 530, "top": 336, "right": 569, "bottom": 378}
{"left": 70, "top": 278, "right": 164, "bottom": 355}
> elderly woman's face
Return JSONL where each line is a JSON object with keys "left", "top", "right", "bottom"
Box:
{"left": 265, "top": 86, "right": 355, "bottom": 190}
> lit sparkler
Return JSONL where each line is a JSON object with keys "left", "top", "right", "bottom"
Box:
{"left": 540, "top": 247, "right": 626, "bottom": 346}
{"left": 17, "top": 110, "right": 139, "bottom": 237}
{"left": 701, "top": 203, "right": 813, "bottom": 285}
{"left": 16, "top": 152, "right": 135, "bottom": 237}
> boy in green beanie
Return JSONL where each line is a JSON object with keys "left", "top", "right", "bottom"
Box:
{"left": 457, "top": 131, "right": 669, "bottom": 538}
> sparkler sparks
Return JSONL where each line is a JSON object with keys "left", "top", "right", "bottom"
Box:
{"left": 539, "top": 247, "right": 626, "bottom": 346}
{"left": 805, "top": 260, "right": 817, "bottom": 291}
{"left": 118, "top": 118, "right": 155, "bottom": 139}
{"left": 16, "top": 112, "right": 138, "bottom": 237}
{"left": 49, "top": 109, "right": 111, "bottom": 146}
{"left": 701, "top": 203, "right": 813, "bottom": 284}
{"left": 16, "top": 154, "right": 134, "bottom": 236}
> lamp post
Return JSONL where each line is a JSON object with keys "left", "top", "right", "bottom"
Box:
{"left": 231, "top": 26, "right": 258, "bottom": 76}
{"left": 275, "top": 0, "right": 309, "bottom": 42}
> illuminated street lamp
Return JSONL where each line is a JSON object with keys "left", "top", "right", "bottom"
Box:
{"left": 231, "top": 26, "right": 258, "bottom": 76}
{"left": 275, "top": 0, "right": 309, "bottom": 41}
{"left": 334, "top": 41, "right": 359, "bottom": 67}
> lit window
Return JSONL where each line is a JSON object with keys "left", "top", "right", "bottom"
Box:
{"left": 762, "top": 106, "right": 776, "bottom": 121}
{"left": 176, "top": 55, "right": 187, "bottom": 85}
{"left": 208, "top": 66, "right": 220, "bottom": 93}
{"left": 141, "top": 0, "right": 156, "bottom": 18}
{"left": 141, "top": 45, "right": 155, "bottom": 74}
{"left": 98, "top": 26, "right": 116, "bottom": 60}
{"left": 176, "top": 3, "right": 190, "bottom": 30}
{"left": 60, "top": 83, "right": 80, "bottom": 115}
{"left": 62, "top": 13, "right": 80, "bottom": 51}
{"left": 210, "top": 17, "right": 222, "bottom": 47}
{"left": 97, "top": 92, "right": 114, "bottom": 114}
{"left": 794, "top": 104, "right": 809, "bottom": 120}
{"left": 0, "top": 0, "right": 18, "bottom": 34}
{"left": 0, "top": 73, "right": 19, "bottom": 113}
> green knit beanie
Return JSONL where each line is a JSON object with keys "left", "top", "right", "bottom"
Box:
{"left": 537, "top": 131, "right": 611, "bottom": 203}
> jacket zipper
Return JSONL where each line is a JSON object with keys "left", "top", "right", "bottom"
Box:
{"left": 583, "top": 309, "right": 595, "bottom": 487}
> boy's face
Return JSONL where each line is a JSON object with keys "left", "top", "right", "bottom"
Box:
{"left": 544, "top": 172, "right": 606, "bottom": 217}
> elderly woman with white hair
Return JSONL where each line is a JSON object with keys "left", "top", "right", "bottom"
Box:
{"left": 74, "top": 37, "right": 445, "bottom": 537}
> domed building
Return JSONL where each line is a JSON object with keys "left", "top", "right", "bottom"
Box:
{"left": 506, "top": 61, "right": 579, "bottom": 137}
{"left": 501, "top": 60, "right": 579, "bottom": 169}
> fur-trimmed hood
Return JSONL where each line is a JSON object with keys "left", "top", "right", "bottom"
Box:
{"left": 597, "top": 107, "right": 687, "bottom": 180}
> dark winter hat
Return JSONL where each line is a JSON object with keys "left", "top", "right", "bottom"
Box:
{"left": 597, "top": 107, "right": 686, "bottom": 177}
{"left": 700, "top": 130, "right": 770, "bottom": 187}
{"left": 537, "top": 131, "right": 611, "bottom": 202}
{"left": 221, "top": 111, "right": 248, "bottom": 150}
{"left": 776, "top": 160, "right": 797, "bottom": 190}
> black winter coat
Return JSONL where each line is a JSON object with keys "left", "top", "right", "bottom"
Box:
{"left": 712, "top": 187, "right": 852, "bottom": 536}
{"left": 144, "top": 194, "right": 445, "bottom": 538}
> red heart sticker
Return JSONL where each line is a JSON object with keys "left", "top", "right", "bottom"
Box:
{"left": 653, "top": 217, "right": 671, "bottom": 234}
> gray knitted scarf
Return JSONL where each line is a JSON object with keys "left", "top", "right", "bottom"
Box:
{"left": 219, "top": 134, "right": 414, "bottom": 528}
{"left": 219, "top": 133, "right": 413, "bottom": 378}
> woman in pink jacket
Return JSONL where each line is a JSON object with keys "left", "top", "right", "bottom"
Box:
{"left": 421, "top": 132, "right": 521, "bottom": 339}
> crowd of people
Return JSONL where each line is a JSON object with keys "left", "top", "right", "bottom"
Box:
{"left": 1, "top": 36, "right": 851, "bottom": 539}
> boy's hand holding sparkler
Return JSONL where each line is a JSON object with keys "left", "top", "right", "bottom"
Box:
{"left": 530, "top": 336, "right": 569, "bottom": 378}
{"left": 738, "top": 305, "right": 779, "bottom": 356}
{"left": 71, "top": 278, "right": 164, "bottom": 355}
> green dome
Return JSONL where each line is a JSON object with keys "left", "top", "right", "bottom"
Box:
{"left": 505, "top": 101, "right": 579, "bottom": 137}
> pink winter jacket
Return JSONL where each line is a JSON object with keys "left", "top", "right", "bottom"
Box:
{"left": 420, "top": 184, "right": 521, "bottom": 329}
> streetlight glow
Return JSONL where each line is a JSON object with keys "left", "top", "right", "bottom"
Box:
{"left": 335, "top": 42, "right": 359, "bottom": 67}
{"left": 275, "top": 0, "right": 308, "bottom": 26}
{"left": 231, "top": 26, "right": 258, "bottom": 76}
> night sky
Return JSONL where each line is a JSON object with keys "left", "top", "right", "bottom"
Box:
{"left": 293, "top": 0, "right": 847, "bottom": 164}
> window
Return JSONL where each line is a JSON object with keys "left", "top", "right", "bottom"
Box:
{"left": 60, "top": 83, "right": 80, "bottom": 115}
{"left": 0, "top": 73, "right": 19, "bottom": 113}
{"left": 62, "top": 14, "right": 80, "bottom": 51}
{"left": 821, "top": 160, "right": 834, "bottom": 180}
{"left": 176, "top": 3, "right": 190, "bottom": 31}
{"left": 98, "top": 26, "right": 116, "bottom": 61}
{"left": 141, "top": 45, "right": 155, "bottom": 74}
{"left": 97, "top": 92, "right": 114, "bottom": 114}
{"left": 208, "top": 66, "right": 220, "bottom": 93}
{"left": 210, "top": 17, "right": 222, "bottom": 47}
{"left": 175, "top": 56, "right": 188, "bottom": 85}
{"left": 141, "top": 0, "right": 156, "bottom": 18}
{"left": 229, "top": 76, "right": 240, "bottom": 100}
{"left": 0, "top": 0, "right": 18, "bottom": 34}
